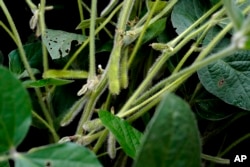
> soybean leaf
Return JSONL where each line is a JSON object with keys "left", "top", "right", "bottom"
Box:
{"left": 198, "top": 50, "right": 250, "bottom": 111}
{"left": 133, "top": 93, "right": 201, "bottom": 167}
{"left": 98, "top": 111, "right": 143, "bottom": 158}
{"left": 9, "top": 42, "right": 42, "bottom": 75}
{"left": 171, "top": 0, "right": 208, "bottom": 34}
{"left": 142, "top": 17, "right": 167, "bottom": 44}
{"left": 193, "top": 88, "right": 235, "bottom": 121}
{"left": 146, "top": 0, "right": 168, "bottom": 14}
{"left": 43, "top": 69, "right": 88, "bottom": 79}
{"left": 14, "top": 143, "right": 102, "bottom": 167}
{"left": 42, "top": 29, "right": 87, "bottom": 60}
{"left": 76, "top": 18, "right": 105, "bottom": 29}
{"left": 22, "top": 78, "right": 74, "bottom": 88}
{"left": 197, "top": 27, "right": 250, "bottom": 110}
{"left": 0, "top": 66, "right": 32, "bottom": 153}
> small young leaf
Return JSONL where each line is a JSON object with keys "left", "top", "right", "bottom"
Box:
{"left": 42, "top": 29, "right": 87, "bottom": 60}
{"left": 14, "top": 143, "right": 102, "bottom": 167}
{"left": 43, "top": 69, "right": 88, "bottom": 79}
{"left": 0, "top": 66, "right": 32, "bottom": 153}
{"left": 133, "top": 93, "right": 201, "bottom": 167}
{"left": 22, "top": 78, "right": 74, "bottom": 88}
{"left": 76, "top": 18, "right": 106, "bottom": 29}
{"left": 98, "top": 111, "right": 143, "bottom": 158}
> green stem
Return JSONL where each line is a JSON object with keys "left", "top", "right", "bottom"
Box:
{"left": 76, "top": 76, "right": 108, "bottom": 134}
{"left": 124, "top": 0, "right": 178, "bottom": 47}
{"left": 77, "top": 0, "right": 85, "bottom": 35}
{"left": 39, "top": 0, "right": 49, "bottom": 72}
{"left": 130, "top": 21, "right": 233, "bottom": 112}
{"left": 32, "top": 111, "right": 59, "bottom": 142}
{"left": 63, "top": 3, "right": 123, "bottom": 70}
{"left": 119, "top": 21, "right": 209, "bottom": 114}
{"left": 118, "top": 76, "right": 183, "bottom": 118}
{"left": 93, "top": 129, "right": 109, "bottom": 153}
{"left": 195, "top": 24, "right": 233, "bottom": 62}
{"left": 0, "top": 21, "right": 17, "bottom": 44}
{"left": 173, "top": 22, "right": 213, "bottom": 73}
{"left": 25, "top": 0, "right": 37, "bottom": 10}
{"left": 120, "top": 43, "right": 236, "bottom": 116}
{"left": 88, "top": 0, "right": 97, "bottom": 78}
{"left": 201, "top": 153, "right": 230, "bottom": 164}
{"left": 127, "top": 0, "right": 161, "bottom": 66}
{"left": 0, "top": 0, "right": 54, "bottom": 136}
{"left": 169, "top": 1, "right": 223, "bottom": 47}
{"left": 220, "top": 133, "right": 250, "bottom": 157}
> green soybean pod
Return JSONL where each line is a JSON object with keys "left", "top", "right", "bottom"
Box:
{"left": 120, "top": 47, "right": 129, "bottom": 89}
{"left": 107, "top": 132, "right": 117, "bottom": 159}
{"left": 60, "top": 95, "right": 87, "bottom": 127}
{"left": 108, "top": 46, "right": 121, "bottom": 94}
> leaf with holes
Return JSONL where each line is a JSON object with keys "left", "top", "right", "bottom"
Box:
{"left": 98, "top": 111, "right": 143, "bottom": 158}
{"left": 14, "top": 143, "right": 102, "bottom": 167}
{"left": 42, "top": 29, "right": 87, "bottom": 60}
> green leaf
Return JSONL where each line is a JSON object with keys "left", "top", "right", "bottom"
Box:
{"left": 9, "top": 42, "right": 42, "bottom": 74}
{"left": 76, "top": 18, "right": 105, "bottom": 29}
{"left": 142, "top": 17, "right": 167, "bottom": 44}
{"left": 0, "top": 160, "right": 10, "bottom": 167}
{"left": 133, "top": 93, "right": 201, "bottom": 167}
{"left": 98, "top": 111, "right": 143, "bottom": 158}
{"left": 171, "top": 0, "right": 208, "bottom": 34}
{"left": 43, "top": 69, "right": 88, "bottom": 79}
{"left": 223, "top": 0, "right": 244, "bottom": 30}
{"left": 42, "top": 29, "right": 87, "bottom": 60}
{"left": 22, "top": 78, "right": 74, "bottom": 88}
{"left": 193, "top": 88, "right": 235, "bottom": 121}
{"left": 0, "top": 66, "right": 32, "bottom": 153}
{"left": 14, "top": 143, "right": 102, "bottom": 167}
{"left": 146, "top": 0, "right": 168, "bottom": 14}
{"left": 198, "top": 50, "right": 250, "bottom": 110}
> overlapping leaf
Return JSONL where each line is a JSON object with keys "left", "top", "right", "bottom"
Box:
{"left": 133, "top": 93, "right": 201, "bottom": 167}
{"left": 15, "top": 143, "right": 102, "bottom": 167}
{"left": 98, "top": 111, "right": 143, "bottom": 158}
{"left": 0, "top": 66, "right": 32, "bottom": 153}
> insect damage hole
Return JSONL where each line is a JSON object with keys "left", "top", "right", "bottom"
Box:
{"left": 45, "top": 161, "right": 52, "bottom": 167}
{"left": 218, "top": 78, "right": 225, "bottom": 87}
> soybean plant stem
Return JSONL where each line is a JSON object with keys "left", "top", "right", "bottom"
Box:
{"left": 89, "top": 0, "right": 97, "bottom": 78}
